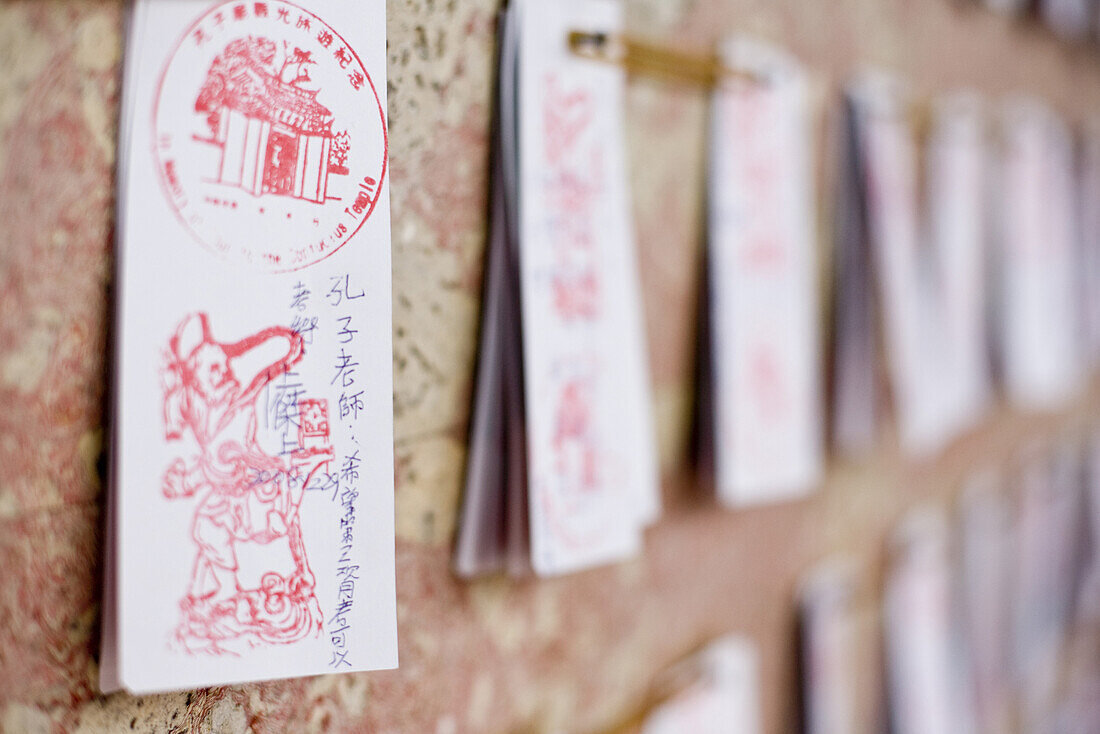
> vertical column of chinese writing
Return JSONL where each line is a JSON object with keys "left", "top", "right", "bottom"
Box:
{"left": 266, "top": 281, "right": 320, "bottom": 460}
{"left": 326, "top": 273, "right": 364, "bottom": 670}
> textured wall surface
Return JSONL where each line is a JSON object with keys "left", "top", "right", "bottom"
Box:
{"left": 2, "top": 0, "right": 1100, "bottom": 732}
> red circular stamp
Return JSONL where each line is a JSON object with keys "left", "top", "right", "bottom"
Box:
{"left": 153, "top": 0, "right": 387, "bottom": 272}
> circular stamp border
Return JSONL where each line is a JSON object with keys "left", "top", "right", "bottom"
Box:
{"left": 150, "top": 0, "right": 389, "bottom": 274}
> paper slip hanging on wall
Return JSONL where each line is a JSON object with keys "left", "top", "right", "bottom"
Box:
{"left": 700, "top": 38, "right": 822, "bottom": 506}
{"left": 997, "top": 99, "right": 1083, "bottom": 411}
{"left": 883, "top": 509, "right": 972, "bottom": 734}
{"left": 831, "top": 77, "right": 991, "bottom": 458}
{"left": 1080, "top": 429, "right": 1100, "bottom": 622}
{"left": 516, "top": 0, "right": 659, "bottom": 574}
{"left": 101, "top": 0, "right": 397, "bottom": 693}
{"left": 641, "top": 637, "right": 762, "bottom": 734}
{"left": 833, "top": 76, "right": 937, "bottom": 456}
{"left": 957, "top": 471, "right": 1013, "bottom": 734}
{"left": 1078, "top": 121, "right": 1100, "bottom": 370}
{"left": 451, "top": 9, "right": 524, "bottom": 580}
{"left": 453, "top": 0, "right": 659, "bottom": 578}
{"left": 798, "top": 560, "right": 860, "bottom": 734}
{"left": 854, "top": 75, "right": 950, "bottom": 457}
{"left": 924, "top": 93, "right": 993, "bottom": 442}
{"left": 1012, "top": 443, "right": 1084, "bottom": 731}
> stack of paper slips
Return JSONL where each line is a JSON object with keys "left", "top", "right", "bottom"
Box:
{"left": 102, "top": 0, "right": 397, "bottom": 693}
{"left": 453, "top": 0, "right": 660, "bottom": 578}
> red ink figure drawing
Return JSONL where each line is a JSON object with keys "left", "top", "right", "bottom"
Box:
{"left": 537, "top": 365, "right": 625, "bottom": 551}
{"left": 161, "top": 313, "right": 333, "bottom": 654}
{"left": 154, "top": 1, "right": 388, "bottom": 271}
{"left": 194, "top": 37, "right": 347, "bottom": 203}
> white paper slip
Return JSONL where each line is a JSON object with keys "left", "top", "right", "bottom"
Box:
{"left": 925, "top": 93, "right": 992, "bottom": 442}
{"left": 1079, "top": 121, "right": 1100, "bottom": 370}
{"left": 103, "top": 0, "right": 397, "bottom": 693}
{"left": 1012, "top": 443, "right": 1084, "bottom": 731}
{"left": 834, "top": 82, "right": 994, "bottom": 457}
{"left": 515, "top": 0, "right": 656, "bottom": 575}
{"left": 997, "top": 99, "right": 1083, "bottom": 411}
{"left": 642, "top": 636, "right": 762, "bottom": 734}
{"left": 1079, "top": 429, "right": 1100, "bottom": 622}
{"left": 884, "top": 509, "right": 958, "bottom": 734}
{"left": 798, "top": 560, "right": 859, "bottom": 734}
{"left": 958, "top": 471, "right": 1013, "bottom": 734}
{"left": 1052, "top": 674, "right": 1100, "bottom": 734}
{"left": 850, "top": 74, "right": 951, "bottom": 457}
{"left": 706, "top": 38, "right": 822, "bottom": 506}
{"left": 453, "top": 0, "right": 658, "bottom": 578}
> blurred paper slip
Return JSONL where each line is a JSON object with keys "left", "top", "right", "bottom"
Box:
{"left": 453, "top": 0, "right": 659, "bottom": 578}
{"left": 855, "top": 76, "right": 946, "bottom": 456}
{"left": 798, "top": 560, "right": 860, "bottom": 734}
{"left": 799, "top": 560, "right": 864, "bottom": 734}
{"left": 102, "top": 0, "right": 397, "bottom": 693}
{"left": 1013, "top": 443, "right": 1084, "bottom": 730}
{"left": 1079, "top": 430, "right": 1100, "bottom": 622}
{"left": 925, "top": 93, "right": 992, "bottom": 441}
{"left": 958, "top": 471, "right": 1013, "bottom": 734}
{"left": 701, "top": 37, "right": 823, "bottom": 506}
{"left": 884, "top": 510, "right": 959, "bottom": 734}
{"left": 451, "top": 9, "right": 523, "bottom": 579}
{"left": 997, "top": 99, "right": 1082, "bottom": 411}
{"left": 1078, "top": 121, "right": 1100, "bottom": 369}
{"left": 833, "top": 78, "right": 992, "bottom": 457}
{"left": 641, "top": 636, "right": 762, "bottom": 734}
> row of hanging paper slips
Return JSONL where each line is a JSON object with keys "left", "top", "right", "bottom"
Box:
{"left": 101, "top": 0, "right": 1100, "bottom": 696}
{"left": 621, "top": 431, "right": 1100, "bottom": 734}
{"left": 455, "top": 0, "right": 1100, "bottom": 581}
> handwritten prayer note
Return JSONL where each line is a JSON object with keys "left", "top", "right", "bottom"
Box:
{"left": 101, "top": 0, "right": 397, "bottom": 693}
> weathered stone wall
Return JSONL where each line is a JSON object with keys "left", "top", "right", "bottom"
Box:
{"left": 2, "top": 1, "right": 1099, "bottom": 732}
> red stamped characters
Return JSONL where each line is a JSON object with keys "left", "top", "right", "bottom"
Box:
{"left": 161, "top": 313, "right": 334, "bottom": 654}
{"left": 542, "top": 74, "right": 604, "bottom": 323}
{"left": 297, "top": 398, "right": 330, "bottom": 451}
{"left": 155, "top": 1, "right": 387, "bottom": 271}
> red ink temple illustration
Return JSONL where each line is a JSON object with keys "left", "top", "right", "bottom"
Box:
{"left": 194, "top": 37, "right": 350, "bottom": 202}
{"left": 161, "top": 313, "right": 332, "bottom": 654}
